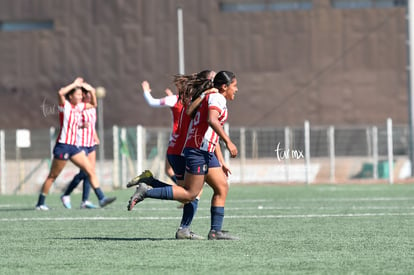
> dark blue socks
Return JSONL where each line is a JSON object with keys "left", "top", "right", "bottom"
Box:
{"left": 180, "top": 199, "right": 199, "bottom": 228}
{"left": 94, "top": 187, "right": 105, "bottom": 201}
{"left": 64, "top": 170, "right": 86, "bottom": 196}
{"left": 145, "top": 186, "right": 173, "bottom": 200}
{"left": 36, "top": 193, "right": 46, "bottom": 206}
{"left": 82, "top": 177, "right": 91, "bottom": 202}
{"left": 210, "top": 206, "right": 225, "bottom": 231}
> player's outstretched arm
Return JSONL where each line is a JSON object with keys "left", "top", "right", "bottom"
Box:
{"left": 141, "top": 80, "right": 177, "bottom": 108}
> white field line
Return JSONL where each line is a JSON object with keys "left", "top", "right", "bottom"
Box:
{"left": 1, "top": 212, "right": 414, "bottom": 222}
{"left": 0, "top": 197, "right": 412, "bottom": 209}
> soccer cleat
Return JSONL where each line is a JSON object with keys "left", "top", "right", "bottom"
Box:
{"left": 80, "top": 201, "right": 98, "bottom": 209}
{"left": 127, "top": 183, "right": 151, "bottom": 211}
{"left": 99, "top": 197, "right": 117, "bottom": 208}
{"left": 60, "top": 195, "right": 72, "bottom": 209}
{"left": 175, "top": 228, "right": 205, "bottom": 240}
{"left": 208, "top": 230, "right": 240, "bottom": 240}
{"left": 127, "top": 170, "right": 153, "bottom": 188}
{"left": 35, "top": 205, "right": 49, "bottom": 211}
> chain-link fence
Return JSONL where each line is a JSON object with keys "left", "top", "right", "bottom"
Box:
{"left": 0, "top": 119, "right": 409, "bottom": 194}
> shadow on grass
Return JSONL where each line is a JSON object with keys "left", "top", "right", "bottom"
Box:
{"left": 55, "top": 237, "right": 174, "bottom": 241}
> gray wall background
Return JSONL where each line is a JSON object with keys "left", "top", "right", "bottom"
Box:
{"left": 0, "top": 0, "right": 408, "bottom": 129}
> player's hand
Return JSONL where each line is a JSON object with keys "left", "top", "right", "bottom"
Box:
{"left": 141, "top": 81, "right": 151, "bottom": 93}
{"left": 221, "top": 163, "right": 232, "bottom": 177}
{"left": 81, "top": 82, "right": 95, "bottom": 93}
{"left": 226, "top": 141, "right": 238, "bottom": 158}
{"left": 73, "top": 77, "right": 84, "bottom": 86}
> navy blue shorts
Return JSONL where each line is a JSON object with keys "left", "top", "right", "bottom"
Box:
{"left": 167, "top": 154, "right": 186, "bottom": 180}
{"left": 53, "top": 143, "right": 83, "bottom": 160}
{"left": 80, "top": 145, "right": 96, "bottom": 155}
{"left": 183, "top": 147, "right": 220, "bottom": 175}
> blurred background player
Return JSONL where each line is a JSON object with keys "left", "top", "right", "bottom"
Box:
{"left": 141, "top": 80, "right": 183, "bottom": 184}
{"left": 60, "top": 87, "right": 100, "bottom": 209}
{"left": 35, "top": 77, "right": 116, "bottom": 210}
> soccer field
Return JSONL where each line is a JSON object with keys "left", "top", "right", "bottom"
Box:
{"left": 1, "top": 184, "right": 413, "bottom": 274}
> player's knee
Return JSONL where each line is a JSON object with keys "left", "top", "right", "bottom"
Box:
{"left": 47, "top": 173, "right": 59, "bottom": 180}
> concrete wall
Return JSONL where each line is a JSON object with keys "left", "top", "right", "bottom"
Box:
{"left": 0, "top": 0, "right": 408, "bottom": 129}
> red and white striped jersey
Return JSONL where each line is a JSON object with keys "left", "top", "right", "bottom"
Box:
{"left": 167, "top": 104, "right": 191, "bottom": 155}
{"left": 185, "top": 93, "right": 228, "bottom": 152}
{"left": 56, "top": 101, "right": 86, "bottom": 145}
{"left": 169, "top": 98, "right": 183, "bottom": 135}
{"left": 77, "top": 108, "right": 97, "bottom": 147}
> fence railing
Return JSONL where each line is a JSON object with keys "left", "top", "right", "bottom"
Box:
{"left": 0, "top": 118, "right": 409, "bottom": 194}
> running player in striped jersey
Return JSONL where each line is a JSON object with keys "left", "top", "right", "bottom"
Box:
{"left": 128, "top": 70, "right": 221, "bottom": 239}
{"left": 60, "top": 89, "right": 100, "bottom": 209}
{"left": 127, "top": 71, "right": 239, "bottom": 240}
{"left": 35, "top": 78, "right": 116, "bottom": 210}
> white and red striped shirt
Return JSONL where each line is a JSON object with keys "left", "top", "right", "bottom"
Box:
{"left": 185, "top": 93, "right": 228, "bottom": 152}
{"left": 56, "top": 101, "right": 86, "bottom": 145}
{"left": 77, "top": 108, "right": 97, "bottom": 147}
{"left": 167, "top": 104, "right": 191, "bottom": 155}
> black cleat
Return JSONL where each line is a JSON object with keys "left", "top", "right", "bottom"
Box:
{"left": 99, "top": 197, "right": 117, "bottom": 208}
{"left": 127, "top": 170, "right": 154, "bottom": 188}
{"left": 175, "top": 228, "right": 205, "bottom": 240}
{"left": 208, "top": 230, "right": 240, "bottom": 240}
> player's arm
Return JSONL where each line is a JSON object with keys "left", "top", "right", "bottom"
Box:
{"left": 186, "top": 88, "right": 218, "bottom": 117}
{"left": 82, "top": 82, "right": 97, "bottom": 109}
{"left": 208, "top": 109, "right": 238, "bottom": 158}
{"left": 214, "top": 142, "right": 231, "bottom": 177}
{"left": 58, "top": 77, "right": 83, "bottom": 105}
{"left": 141, "top": 80, "right": 177, "bottom": 107}
{"left": 94, "top": 131, "right": 100, "bottom": 145}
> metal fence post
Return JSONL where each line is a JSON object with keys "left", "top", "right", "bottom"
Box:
{"left": 240, "top": 127, "right": 246, "bottom": 184}
{"left": 284, "top": 127, "right": 290, "bottom": 183}
{"left": 387, "top": 118, "right": 394, "bottom": 184}
{"left": 113, "top": 126, "right": 119, "bottom": 188}
{"left": 136, "top": 125, "right": 144, "bottom": 175}
{"left": 120, "top": 127, "right": 127, "bottom": 188}
{"left": 372, "top": 126, "right": 378, "bottom": 180}
{"left": 304, "top": 121, "right": 311, "bottom": 184}
{"left": 328, "top": 126, "right": 335, "bottom": 183}
{"left": 0, "top": 130, "right": 5, "bottom": 194}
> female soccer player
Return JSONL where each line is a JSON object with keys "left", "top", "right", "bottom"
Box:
{"left": 35, "top": 78, "right": 116, "bottom": 210}
{"left": 141, "top": 69, "right": 216, "bottom": 183}
{"left": 127, "top": 71, "right": 239, "bottom": 240}
{"left": 60, "top": 89, "right": 100, "bottom": 209}
{"left": 128, "top": 70, "right": 217, "bottom": 239}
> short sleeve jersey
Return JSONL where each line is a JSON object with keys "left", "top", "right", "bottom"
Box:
{"left": 77, "top": 108, "right": 97, "bottom": 147}
{"left": 167, "top": 104, "right": 191, "bottom": 155}
{"left": 185, "top": 93, "right": 228, "bottom": 152}
{"left": 169, "top": 96, "right": 183, "bottom": 134}
{"left": 56, "top": 100, "right": 86, "bottom": 145}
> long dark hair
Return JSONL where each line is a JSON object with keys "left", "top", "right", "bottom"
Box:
{"left": 174, "top": 69, "right": 215, "bottom": 104}
{"left": 213, "top": 71, "right": 235, "bottom": 90}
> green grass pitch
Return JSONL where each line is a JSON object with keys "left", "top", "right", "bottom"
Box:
{"left": 1, "top": 184, "right": 414, "bottom": 274}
